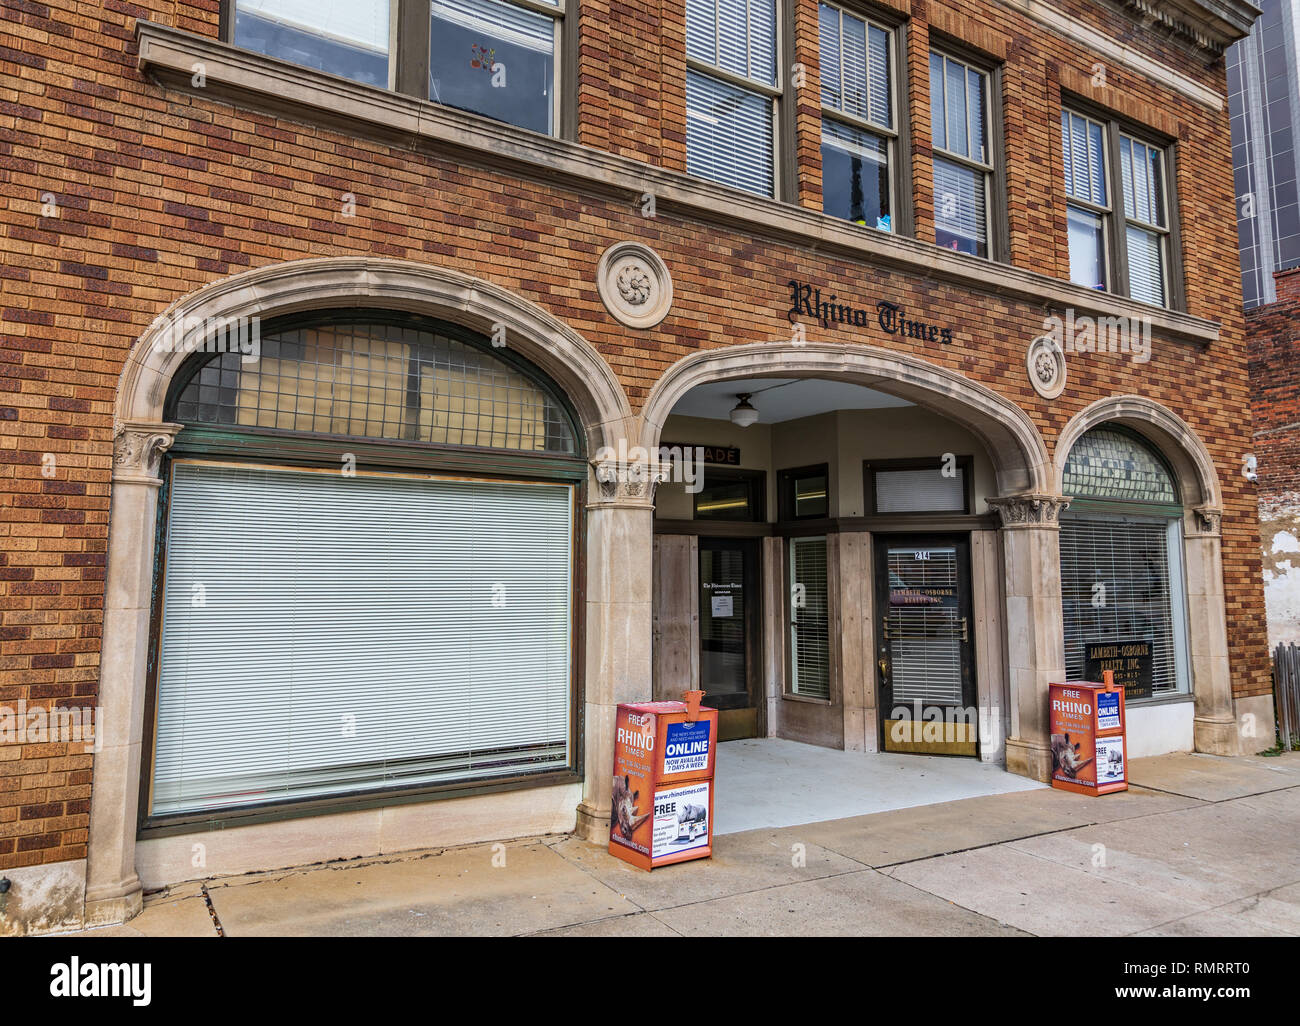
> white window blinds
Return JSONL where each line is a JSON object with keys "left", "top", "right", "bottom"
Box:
{"left": 239, "top": 0, "right": 391, "bottom": 52}
{"left": 789, "top": 536, "right": 830, "bottom": 699}
{"left": 152, "top": 461, "right": 574, "bottom": 816}
{"left": 874, "top": 466, "right": 966, "bottom": 513}
{"left": 686, "top": 0, "right": 778, "bottom": 196}
{"left": 1060, "top": 517, "right": 1188, "bottom": 697}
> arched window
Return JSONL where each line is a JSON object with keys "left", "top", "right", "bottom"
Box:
{"left": 146, "top": 313, "right": 583, "bottom": 826}
{"left": 1059, "top": 426, "right": 1190, "bottom": 700}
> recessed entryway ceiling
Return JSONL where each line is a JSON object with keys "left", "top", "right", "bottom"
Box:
{"left": 669, "top": 377, "right": 913, "bottom": 424}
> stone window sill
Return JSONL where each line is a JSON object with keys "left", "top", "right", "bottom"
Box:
{"left": 134, "top": 20, "right": 1221, "bottom": 347}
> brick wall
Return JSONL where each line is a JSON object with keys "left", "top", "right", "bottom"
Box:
{"left": 0, "top": 0, "right": 1269, "bottom": 872}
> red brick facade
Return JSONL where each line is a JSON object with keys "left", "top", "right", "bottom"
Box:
{"left": 0, "top": 0, "right": 1268, "bottom": 876}
{"left": 1249, "top": 267, "right": 1300, "bottom": 503}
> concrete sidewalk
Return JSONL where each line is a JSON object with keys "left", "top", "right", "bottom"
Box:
{"left": 72, "top": 752, "right": 1300, "bottom": 937}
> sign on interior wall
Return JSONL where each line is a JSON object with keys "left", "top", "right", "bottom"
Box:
{"left": 660, "top": 443, "right": 741, "bottom": 466}
{"left": 1084, "top": 639, "right": 1154, "bottom": 701}
{"left": 788, "top": 280, "right": 955, "bottom": 344}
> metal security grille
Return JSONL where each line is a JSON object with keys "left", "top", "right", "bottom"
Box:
{"left": 886, "top": 546, "right": 962, "bottom": 706}
{"left": 174, "top": 321, "right": 577, "bottom": 454}
{"left": 789, "top": 537, "right": 830, "bottom": 699}
{"left": 1061, "top": 427, "right": 1177, "bottom": 503}
{"left": 1060, "top": 518, "right": 1181, "bottom": 695}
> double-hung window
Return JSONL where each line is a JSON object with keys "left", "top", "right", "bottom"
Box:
{"left": 686, "top": 0, "right": 781, "bottom": 197}
{"left": 818, "top": 3, "right": 897, "bottom": 232}
{"left": 229, "top": 0, "right": 567, "bottom": 137}
{"left": 930, "top": 50, "right": 994, "bottom": 257}
{"left": 1061, "top": 108, "right": 1178, "bottom": 307}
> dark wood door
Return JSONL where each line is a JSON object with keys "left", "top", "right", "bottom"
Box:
{"left": 698, "top": 537, "right": 762, "bottom": 740}
{"left": 873, "top": 534, "right": 977, "bottom": 756}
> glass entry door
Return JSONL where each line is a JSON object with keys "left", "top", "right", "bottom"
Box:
{"left": 873, "top": 535, "right": 977, "bottom": 756}
{"left": 698, "top": 537, "right": 761, "bottom": 740}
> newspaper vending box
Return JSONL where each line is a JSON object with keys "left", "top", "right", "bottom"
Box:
{"left": 608, "top": 700, "right": 718, "bottom": 871}
{"left": 1049, "top": 675, "right": 1128, "bottom": 795}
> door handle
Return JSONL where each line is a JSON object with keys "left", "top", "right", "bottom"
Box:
{"left": 878, "top": 657, "right": 889, "bottom": 678}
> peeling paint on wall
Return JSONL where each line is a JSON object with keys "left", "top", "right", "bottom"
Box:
{"left": 1260, "top": 495, "right": 1300, "bottom": 648}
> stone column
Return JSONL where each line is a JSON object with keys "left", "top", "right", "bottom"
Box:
{"left": 84, "top": 421, "right": 181, "bottom": 927}
{"left": 987, "top": 494, "right": 1071, "bottom": 782}
{"left": 1186, "top": 506, "right": 1238, "bottom": 755}
{"left": 574, "top": 458, "right": 657, "bottom": 841}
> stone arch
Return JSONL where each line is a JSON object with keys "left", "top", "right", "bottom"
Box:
{"left": 88, "top": 257, "right": 634, "bottom": 927}
{"left": 1054, "top": 395, "right": 1223, "bottom": 515}
{"left": 115, "top": 256, "right": 634, "bottom": 454}
{"left": 640, "top": 341, "right": 1053, "bottom": 496}
{"left": 1053, "top": 394, "right": 1235, "bottom": 758}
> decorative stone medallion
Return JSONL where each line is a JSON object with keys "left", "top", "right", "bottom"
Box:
{"left": 596, "top": 242, "right": 673, "bottom": 329}
{"left": 1026, "top": 335, "right": 1066, "bottom": 400}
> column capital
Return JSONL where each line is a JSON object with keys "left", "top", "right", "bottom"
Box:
{"left": 588, "top": 457, "right": 666, "bottom": 508}
{"left": 986, "top": 493, "right": 1072, "bottom": 530}
{"left": 1190, "top": 505, "right": 1223, "bottom": 537}
{"left": 112, "top": 421, "right": 183, "bottom": 486}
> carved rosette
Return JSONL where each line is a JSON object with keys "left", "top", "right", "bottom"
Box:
{"left": 591, "top": 458, "right": 668, "bottom": 505}
{"left": 596, "top": 242, "right": 673, "bottom": 329}
{"left": 1191, "top": 505, "right": 1222, "bottom": 537}
{"left": 1026, "top": 335, "right": 1066, "bottom": 400}
{"left": 987, "top": 493, "right": 1072, "bottom": 529}
{"left": 113, "top": 421, "right": 183, "bottom": 485}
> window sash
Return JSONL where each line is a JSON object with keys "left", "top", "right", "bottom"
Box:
{"left": 818, "top": 2, "right": 894, "bottom": 133}
{"left": 688, "top": 0, "right": 780, "bottom": 89}
{"left": 788, "top": 536, "right": 831, "bottom": 699}
{"left": 930, "top": 51, "right": 990, "bottom": 170}
{"left": 686, "top": 69, "right": 777, "bottom": 196}
{"left": 1060, "top": 514, "right": 1190, "bottom": 699}
{"left": 152, "top": 460, "right": 576, "bottom": 816}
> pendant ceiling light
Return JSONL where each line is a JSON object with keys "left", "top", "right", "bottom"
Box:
{"left": 729, "top": 393, "right": 759, "bottom": 428}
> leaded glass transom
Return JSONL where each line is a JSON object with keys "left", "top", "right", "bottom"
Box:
{"left": 1062, "top": 427, "right": 1177, "bottom": 504}
{"left": 172, "top": 319, "right": 578, "bottom": 455}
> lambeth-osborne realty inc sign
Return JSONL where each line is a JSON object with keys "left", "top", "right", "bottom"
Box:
{"left": 788, "top": 279, "right": 955, "bottom": 345}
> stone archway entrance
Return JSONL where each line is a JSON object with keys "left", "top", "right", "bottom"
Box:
{"left": 638, "top": 342, "right": 1065, "bottom": 781}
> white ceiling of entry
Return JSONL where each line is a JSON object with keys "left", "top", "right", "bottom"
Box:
{"left": 668, "top": 377, "right": 913, "bottom": 424}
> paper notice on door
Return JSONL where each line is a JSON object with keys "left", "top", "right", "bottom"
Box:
{"left": 711, "top": 594, "right": 733, "bottom": 617}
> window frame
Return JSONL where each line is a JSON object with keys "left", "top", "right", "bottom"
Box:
{"left": 814, "top": 0, "right": 911, "bottom": 235}
{"left": 685, "top": 0, "right": 785, "bottom": 199}
{"left": 928, "top": 43, "right": 1006, "bottom": 262}
{"left": 692, "top": 467, "right": 768, "bottom": 523}
{"left": 777, "top": 462, "right": 831, "bottom": 522}
{"left": 220, "top": 0, "right": 576, "bottom": 140}
{"left": 863, "top": 455, "right": 973, "bottom": 517}
{"left": 140, "top": 308, "right": 589, "bottom": 837}
{"left": 1061, "top": 100, "right": 1185, "bottom": 310}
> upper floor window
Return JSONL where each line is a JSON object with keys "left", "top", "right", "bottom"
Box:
{"left": 230, "top": 0, "right": 566, "bottom": 136}
{"left": 930, "top": 50, "right": 994, "bottom": 258}
{"left": 234, "top": 0, "right": 394, "bottom": 87}
{"left": 686, "top": 0, "right": 780, "bottom": 197}
{"left": 818, "top": 3, "right": 897, "bottom": 232}
{"left": 429, "top": 0, "right": 563, "bottom": 136}
{"left": 1061, "top": 108, "right": 1179, "bottom": 308}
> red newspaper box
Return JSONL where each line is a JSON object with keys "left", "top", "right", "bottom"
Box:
{"left": 608, "top": 700, "right": 718, "bottom": 871}
{"left": 1049, "top": 677, "right": 1128, "bottom": 795}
